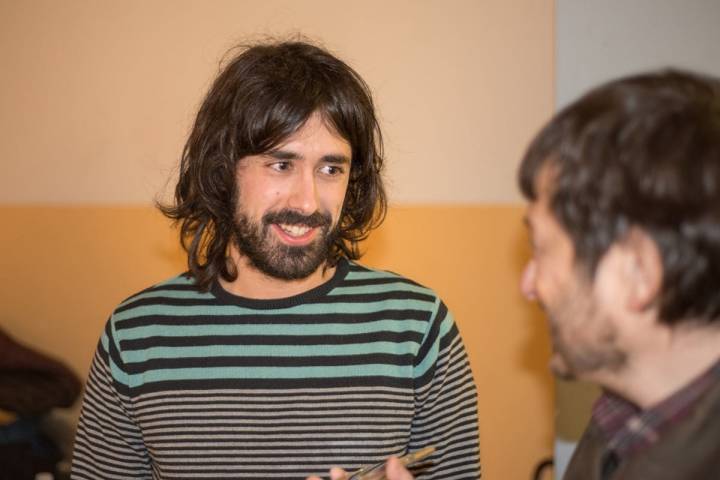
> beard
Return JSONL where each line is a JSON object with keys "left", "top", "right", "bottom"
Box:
{"left": 233, "top": 208, "right": 339, "bottom": 281}
{"left": 543, "top": 284, "right": 627, "bottom": 381}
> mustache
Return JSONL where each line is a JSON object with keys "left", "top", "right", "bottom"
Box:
{"left": 262, "top": 209, "right": 332, "bottom": 229}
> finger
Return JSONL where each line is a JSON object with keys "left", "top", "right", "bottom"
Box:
{"left": 386, "top": 456, "right": 415, "bottom": 480}
{"left": 329, "top": 467, "right": 349, "bottom": 480}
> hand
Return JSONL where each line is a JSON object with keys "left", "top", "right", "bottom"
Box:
{"left": 383, "top": 456, "right": 415, "bottom": 480}
{"left": 306, "top": 456, "right": 415, "bottom": 480}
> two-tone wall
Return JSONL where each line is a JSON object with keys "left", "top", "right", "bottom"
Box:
{"left": 554, "top": 1, "right": 720, "bottom": 476}
{"left": 0, "top": 1, "right": 556, "bottom": 478}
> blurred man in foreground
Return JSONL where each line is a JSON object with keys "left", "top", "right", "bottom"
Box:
{"left": 520, "top": 70, "right": 720, "bottom": 479}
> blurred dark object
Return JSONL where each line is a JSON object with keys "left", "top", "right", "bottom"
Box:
{"left": 0, "top": 327, "right": 81, "bottom": 479}
{"left": 0, "top": 442, "right": 34, "bottom": 479}
{"left": 0, "top": 328, "right": 81, "bottom": 415}
{"left": 0, "top": 418, "right": 61, "bottom": 479}
{"left": 532, "top": 457, "right": 553, "bottom": 480}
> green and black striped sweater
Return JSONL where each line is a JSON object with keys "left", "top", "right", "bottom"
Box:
{"left": 71, "top": 260, "right": 480, "bottom": 479}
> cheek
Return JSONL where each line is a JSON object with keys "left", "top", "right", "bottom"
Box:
{"left": 533, "top": 249, "right": 580, "bottom": 300}
{"left": 592, "top": 256, "right": 629, "bottom": 319}
{"left": 533, "top": 262, "right": 563, "bottom": 303}
{"left": 321, "top": 184, "right": 349, "bottom": 214}
{"left": 238, "top": 180, "right": 283, "bottom": 210}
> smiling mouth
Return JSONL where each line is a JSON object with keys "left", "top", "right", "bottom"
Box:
{"left": 278, "top": 223, "right": 313, "bottom": 237}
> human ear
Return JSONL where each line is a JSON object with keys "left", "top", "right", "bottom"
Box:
{"left": 622, "top": 227, "right": 663, "bottom": 312}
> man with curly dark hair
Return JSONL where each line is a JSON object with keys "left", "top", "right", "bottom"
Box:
{"left": 71, "top": 40, "right": 480, "bottom": 480}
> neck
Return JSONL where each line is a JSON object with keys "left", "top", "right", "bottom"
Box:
{"left": 218, "top": 247, "right": 336, "bottom": 300}
{"left": 596, "top": 323, "right": 720, "bottom": 409}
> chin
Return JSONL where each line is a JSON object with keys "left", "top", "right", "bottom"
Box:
{"left": 550, "top": 354, "right": 577, "bottom": 381}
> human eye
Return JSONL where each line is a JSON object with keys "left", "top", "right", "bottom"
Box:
{"left": 528, "top": 233, "right": 537, "bottom": 251}
{"left": 269, "top": 161, "right": 292, "bottom": 172}
{"left": 319, "top": 164, "right": 345, "bottom": 177}
{"left": 527, "top": 233, "right": 540, "bottom": 252}
{"left": 523, "top": 218, "right": 540, "bottom": 255}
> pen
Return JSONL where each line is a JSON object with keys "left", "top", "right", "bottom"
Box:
{"left": 345, "top": 446, "right": 436, "bottom": 480}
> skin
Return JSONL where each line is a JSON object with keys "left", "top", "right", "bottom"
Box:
{"left": 306, "top": 456, "right": 415, "bottom": 480}
{"left": 219, "top": 113, "right": 415, "bottom": 479}
{"left": 220, "top": 112, "right": 352, "bottom": 299}
{"left": 520, "top": 165, "right": 627, "bottom": 382}
{"left": 521, "top": 164, "right": 720, "bottom": 408}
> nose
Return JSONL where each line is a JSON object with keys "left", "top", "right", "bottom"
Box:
{"left": 520, "top": 259, "right": 538, "bottom": 301}
{"left": 287, "top": 169, "right": 320, "bottom": 214}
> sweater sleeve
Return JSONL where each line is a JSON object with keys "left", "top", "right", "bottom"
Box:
{"left": 410, "top": 300, "right": 481, "bottom": 479}
{"left": 71, "top": 318, "right": 152, "bottom": 479}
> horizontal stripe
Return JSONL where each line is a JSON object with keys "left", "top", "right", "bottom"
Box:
{"left": 113, "top": 299, "right": 436, "bottom": 322}
{"left": 335, "top": 277, "right": 421, "bottom": 288}
{"left": 72, "top": 261, "right": 480, "bottom": 479}
{"left": 115, "top": 319, "right": 429, "bottom": 342}
{"left": 133, "top": 386, "right": 413, "bottom": 403}
{"left": 116, "top": 309, "right": 430, "bottom": 330}
{"left": 124, "top": 352, "right": 416, "bottom": 373}
{"left": 126, "top": 363, "right": 412, "bottom": 386}
{"left": 122, "top": 341, "right": 420, "bottom": 362}
{"left": 118, "top": 289, "right": 435, "bottom": 312}
{"left": 120, "top": 330, "right": 423, "bottom": 350}
{"left": 127, "top": 376, "right": 416, "bottom": 395}
{"left": 118, "top": 289, "right": 216, "bottom": 309}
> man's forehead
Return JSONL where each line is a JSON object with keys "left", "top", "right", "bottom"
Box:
{"left": 523, "top": 174, "right": 572, "bottom": 244}
{"left": 270, "top": 113, "right": 351, "bottom": 156}
{"left": 534, "top": 161, "right": 559, "bottom": 197}
{"left": 525, "top": 164, "right": 556, "bottom": 215}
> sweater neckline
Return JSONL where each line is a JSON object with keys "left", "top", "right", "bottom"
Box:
{"left": 210, "top": 258, "right": 349, "bottom": 309}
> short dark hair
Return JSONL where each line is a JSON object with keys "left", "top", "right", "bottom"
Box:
{"left": 160, "top": 40, "right": 386, "bottom": 291}
{"left": 519, "top": 70, "right": 720, "bottom": 325}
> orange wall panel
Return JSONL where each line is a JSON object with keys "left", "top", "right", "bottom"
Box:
{"left": 363, "top": 206, "right": 553, "bottom": 479}
{"left": 1, "top": 205, "right": 552, "bottom": 478}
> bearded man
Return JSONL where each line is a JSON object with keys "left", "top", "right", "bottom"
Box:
{"left": 70, "top": 40, "right": 480, "bottom": 480}
{"left": 520, "top": 70, "right": 720, "bottom": 479}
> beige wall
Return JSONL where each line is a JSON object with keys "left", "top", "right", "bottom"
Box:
{"left": 0, "top": 0, "right": 552, "bottom": 204}
{"left": 1, "top": 1, "right": 555, "bottom": 478}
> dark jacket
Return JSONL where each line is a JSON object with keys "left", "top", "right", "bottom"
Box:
{"left": 564, "top": 381, "right": 720, "bottom": 480}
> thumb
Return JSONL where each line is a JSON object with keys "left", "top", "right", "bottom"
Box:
{"left": 329, "top": 467, "right": 349, "bottom": 480}
{"left": 386, "top": 456, "right": 415, "bottom": 480}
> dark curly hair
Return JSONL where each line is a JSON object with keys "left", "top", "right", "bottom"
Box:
{"left": 159, "top": 40, "right": 386, "bottom": 291}
{"left": 519, "top": 69, "right": 720, "bottom": 325}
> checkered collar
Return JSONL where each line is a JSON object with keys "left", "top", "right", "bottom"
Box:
{"left": 592, "top": 358, "right": 720, "bottom": 459}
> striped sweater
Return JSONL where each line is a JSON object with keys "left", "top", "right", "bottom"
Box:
{"left": 71, "top": 260, "right": 480, "bottom": 479}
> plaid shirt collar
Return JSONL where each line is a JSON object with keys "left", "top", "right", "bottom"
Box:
{"left": 592, "top": 357, "right": 720, "bottom": 459}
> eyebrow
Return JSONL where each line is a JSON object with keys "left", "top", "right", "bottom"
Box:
{"left": 266, "top": 150, "right": 300, "bottom": 160}
{"left": 266, "top": 150, "right": 351, "bottom": 164}
{"left": 321, "top": 154, "right": 351, "bottom": 165}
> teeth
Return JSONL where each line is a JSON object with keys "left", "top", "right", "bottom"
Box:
{"left": 279, "top": 224, "right": 311, "bottom": 237}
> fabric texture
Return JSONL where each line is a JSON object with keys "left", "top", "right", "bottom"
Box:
{"left": 592, "top": 360, "right": 720, "bottom": 463}
{"left": 563, "top": 362, "right": 720, "bottom": 480}
{"left": 71, "top": 260, "right": 481, "bottom": 479}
